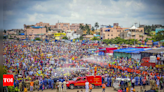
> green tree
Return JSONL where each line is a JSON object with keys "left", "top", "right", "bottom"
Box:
{"left": 79, "top": 35, "right": 83, "bottom": 40}
{"left": 151, "top": 30, "right": 164, "bottom": 41}
{"left": 85, "top": 24, "right": 90, "bottom": 35}
{"left": 35, "top": 37, "right": 41, "bottom": 41}
{"left": 80, "top": 24, "right": 85, "bottom": 31}
{"left": 91, "top": 27, "right": 95, "bottom": 32}
{"left": 45, "top": 26, "right": 49, "bottom": 33}
{"left": 62, "top": 36, "right": 68, "bottom": 40}
{"left": 95, "top": 22, "right": 99, "bottom": 31}
{"left": 91, "top": 37, "right": 100, "bottom": 40}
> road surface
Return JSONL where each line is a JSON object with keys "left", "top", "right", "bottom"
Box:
{"left": 33, "top": 85, "right": 164, "bottom": 92}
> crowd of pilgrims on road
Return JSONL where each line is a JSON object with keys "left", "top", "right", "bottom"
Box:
{"left": 3, "top": 40, "right": 164, "bottom": 92}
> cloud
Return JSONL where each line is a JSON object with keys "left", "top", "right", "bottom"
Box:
{"left": 3, "top": 0, "right": 164, "bottom": 29}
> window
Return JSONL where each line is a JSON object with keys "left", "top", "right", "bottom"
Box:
{"left": 141, "top": 30, "right": 142, "bottom": 32}
{"left": 108, "top": 38, "right": 109, "bottom": 39}
{"left": 132, "top": 35, "right": 135, "bottom": 37}
{"left": 108, "top": 34, "right": 109, "bottom": 36}
{"left": 111, "top": 34, "right": 113, "bottom": 36}
{"left": 82, "top": 78, "right": 86, "bottom": 81}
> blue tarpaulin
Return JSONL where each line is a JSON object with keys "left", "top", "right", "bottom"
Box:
{"left": 20, "top": 33, "right": 24, "bottom": 35}
{"left": 153, "top": 41, "right": 159, "bottom": 45}
{"left": 31, "top": 26, "right": 44, "bottom": 28}
{"left": 99, "top": 52, "right": 104, "bottom": 55}
{"left": 114, "top": 48, "right": 151, "bottom": 53}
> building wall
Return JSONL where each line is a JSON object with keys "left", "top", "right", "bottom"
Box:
{"left": 6, "top": 31, "right": 17, "bottom": 35}
{"left": 70, "top": 23, "right": 83, "bottom": 31}
{"left": 36, "top": 22, "right": 50, "bottom": 27}
{"left": 25, "top": 27, "right": 46, "bottom": 39}
{"left": 100, "top": 26, "right": 145, "bottom": 40}
{"left": 56, "top": 23, "right": 70, "bottom": 32}
{"left": 70, "top": 23, "right": 92, "bottom": 31}
{"left": 50, "top": 25, "right": 57, "bottom": 29}
{"left": 26, "top": 28, "right": 46, "bottom": 35}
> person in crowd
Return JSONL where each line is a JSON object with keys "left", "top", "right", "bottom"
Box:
{"left": 89, "top": 83, "right": 92, "bottom": 92}
{"left": 140, "top": 87, "right": 143, "bottom": 92}
{"left": 59, "top": 81, "right": 62, "bottom": 92}
{"left": 85, "top": 80, "right": 89, "bottom": 92}
{"left": 132, "top": 77, "right": 135, "bottom": 88}
{"left": 102, "top": 82, "right": 106, "bottom": 92}
{"left": 118, "top": 88, "right": 123, "bottom": 92}
{"left": 30, "top": 80, "right": 34, "bottom": 92}
{"left": 39, "top": 78, "right": 43, "bottom": 91}
{"left": 63, "top": 80, "right": 67, "bottom": 92}
{"left": 24, "top": 86, "right": 27, "bottom": 92}
{"left": 142, "top": 77, "right": 146, "bottom": 89}
{"left": 56, "top": 80, "right": 59, "bottom": 92}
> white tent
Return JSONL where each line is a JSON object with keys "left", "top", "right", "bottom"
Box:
{"left": 129, "top": 25, "right": 138, "bottom": 29}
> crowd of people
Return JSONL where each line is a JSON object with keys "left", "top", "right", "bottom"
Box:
{"left": 3, "top": 40, "right": 164, "bottom": 92}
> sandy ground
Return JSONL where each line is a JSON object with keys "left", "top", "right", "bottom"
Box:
{"left": 33, "top": 85, "right": 164, "bottom": 92}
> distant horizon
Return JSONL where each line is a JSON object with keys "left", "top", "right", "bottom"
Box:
{"left": 4, "top": 22, "right": 164, "bottom": 30}
{"left": 3, "top": 0, "right": 164, "bottom": 30}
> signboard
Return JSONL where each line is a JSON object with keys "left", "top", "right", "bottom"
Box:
{"left": 54, "top": 33, "right": 66, "bottom": 36}
{"left": 149, "top": 56, "right": 156, "bottom": 63}
{"left": 161, "top": 57, "right": 164, "bottom": 60}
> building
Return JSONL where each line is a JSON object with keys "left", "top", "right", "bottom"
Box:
{"left": 155, "top": 28, "right": 164, "bottom": 34}
{"left": 70, "top": 23, "right": 92, "bottom": 31}
{"left": 6, "top": 29, "right": 26, "bottom": 39}
{"left": 56, "top": 23, "right": 70, "bottom": 32}
{"left": 24, "top": 24, "right": 46, "bottom": 39}
{"left": 113, "top": 23, "right": 119, "bottom": 27}
{"left": 100, "top": 24, "right": 148, "bottom": 41}
{"left": 36, "top": 22, "right": 50, "bottom": 27}
{"left": 50, "top": 25, "right": 57, "bottom": 29}
{"left": 152, "top": 24, "right": 162, "bottom": 28}
{"left": 70, "top": 23, "right": 83, "bottom": 31}
{"left": 83, "top": 35, "right": 94, "bottom": 40}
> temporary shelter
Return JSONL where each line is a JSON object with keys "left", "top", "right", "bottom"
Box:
{"left": 113, "top": 48, "right": 152, "bottom": 62}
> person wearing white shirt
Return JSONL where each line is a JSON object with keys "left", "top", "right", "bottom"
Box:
{"left": 85, "top": 80, "right": 89, "bottom": 92}
{"left": 132, "top": 78, "right": 136, "bottom": 88}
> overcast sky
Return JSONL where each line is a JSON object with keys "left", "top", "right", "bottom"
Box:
{"left": 3, "top": 0, "right": 164, "bottom": 30}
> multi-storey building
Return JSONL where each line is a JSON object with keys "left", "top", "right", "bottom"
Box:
{"left": 36, "top": 22, "right": 50, "bottom": 27}
{"left": 100, "top": 24, "right": 148, "bottom": 41}
{"left": 24, "top": 24, "right": 46, "bottom": 39}
{"left": 55, "top": 23, "right": 70, "bottom": 32}
{"left": 70, "top": 23, "right": 92, "bottom": 31}
{"left": 70, "top": 23, "right": 83, "bottom": 31}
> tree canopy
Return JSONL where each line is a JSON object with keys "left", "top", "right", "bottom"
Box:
{"left": 62, "top": 36, "right": 68, "bottom": 40}
{"left": 103, "top": 37, "right": 139, "bottom": 45}
{"left": 95, "top": 22, "right": 99, "bottom": 30}
{"left": 91, "top": 37, "right": 100, "bottom": 40}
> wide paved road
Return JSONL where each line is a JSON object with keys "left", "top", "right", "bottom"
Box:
{"left": 33, "top": 85, "right": 164, "bottom": 92}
